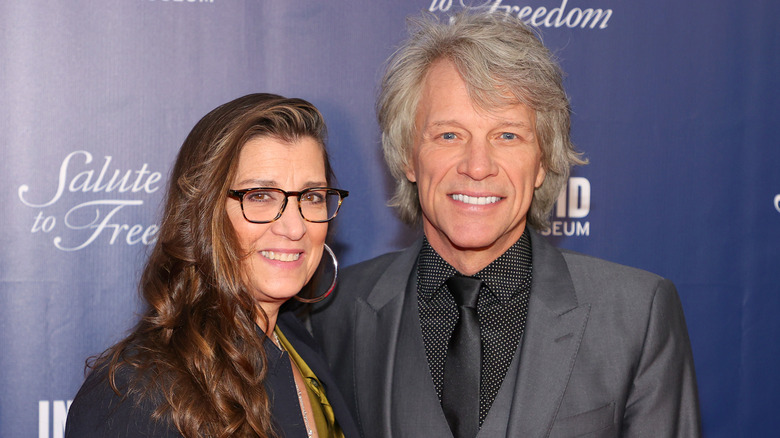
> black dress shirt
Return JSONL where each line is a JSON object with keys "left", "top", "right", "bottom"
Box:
{"left": 417, "top": 229, "right": 533, "bottom": 424}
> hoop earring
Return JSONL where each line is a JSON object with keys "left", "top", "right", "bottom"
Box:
{"left": 295, "top": 243, "right": 339, "bottom": 304}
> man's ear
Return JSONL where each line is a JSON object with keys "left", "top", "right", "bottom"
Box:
{"left": 405, "top": 162, "right": 417, "bottom": 183}
{"left": 535, "top": 164, "right": 546, "bottom": 188}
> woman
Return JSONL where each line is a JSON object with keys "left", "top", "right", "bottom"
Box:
{"left": 65, "top": 93, "right": 359, "bottom": 438}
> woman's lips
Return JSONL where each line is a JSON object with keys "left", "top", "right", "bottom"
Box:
{"left": 260, "top": 250, "right": 302, "bottom": 262}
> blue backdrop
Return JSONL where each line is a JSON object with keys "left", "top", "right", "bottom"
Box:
{"left": 2, "top": 1, "right": 778, "bottom": 437}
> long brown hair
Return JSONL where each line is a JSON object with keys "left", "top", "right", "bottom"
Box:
{"left": 91, "top": 93, "right": 331, "bottom": 437}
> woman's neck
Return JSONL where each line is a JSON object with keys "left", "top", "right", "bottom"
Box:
{"left": 256, "top": 302, "right": 282, "bottom": 337}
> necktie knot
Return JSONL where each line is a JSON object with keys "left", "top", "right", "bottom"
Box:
{"left": 446, "top": 275, "right": 482, "bottom": 309}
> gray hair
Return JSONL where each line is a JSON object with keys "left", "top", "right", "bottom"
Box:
{"left": 377, "top": 12, "right": 587, "bottom": 230}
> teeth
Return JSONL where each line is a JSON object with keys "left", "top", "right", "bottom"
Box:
{"left": 451, "top": 194, "right": 501, "bottom": 205}
{"left": 261, "top": 251, "right": 301, "bottom": 262}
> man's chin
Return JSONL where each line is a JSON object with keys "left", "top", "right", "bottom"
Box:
{"left": 443, "top": 230, "right": 509, "bottom": 253}
{"left": 424, "top": 218, "right": 524, "bottom": 250}
{"left": 440, "top": 224, "right": 526, "bottom": 251}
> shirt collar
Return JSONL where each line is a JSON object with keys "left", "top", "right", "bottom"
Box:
{"left": 417, "top": 229, "right": 533, "bottom": 303}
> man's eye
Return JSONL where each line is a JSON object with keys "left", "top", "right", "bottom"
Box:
{"left": 441, "top": 132, "right": 457, "bottom": 140}
{"left": 500, "top": 132, "right": 517, "bottom": 140}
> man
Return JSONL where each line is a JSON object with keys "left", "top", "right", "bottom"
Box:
{"left": 312, "top": 12, "right": 700, "bottom": 438}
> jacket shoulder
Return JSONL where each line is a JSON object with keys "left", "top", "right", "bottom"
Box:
{"left": 560, "top": 248, "right": 665, "bottom": 281}
{"left": 65, "top": 364, "right": 179, "bottom": 438}
{"left": 310, "top": 246, "right": 414, "bottom": 326}
{"left": 557, "top": 248, "right": 678, "bottom": 313}
{"left": 343, "top": 250, "right": 408, "bottom": 283}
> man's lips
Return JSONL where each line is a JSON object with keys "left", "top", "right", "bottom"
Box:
{"left": 450, "top": 193, "right": 502, "bottom": 205}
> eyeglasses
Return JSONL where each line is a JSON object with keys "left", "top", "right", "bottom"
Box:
{"left": 227, "top": 187, "right": 349, "bottom": 224}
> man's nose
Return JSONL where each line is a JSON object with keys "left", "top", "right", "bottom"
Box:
{"left": 457, "top": 138, "right": 498, "bottom": 180}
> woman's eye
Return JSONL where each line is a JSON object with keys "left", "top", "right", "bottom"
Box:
{"left": 246, "top": 191, "right": 276, "bottom": 203}
{"left": 302, "top": 191, "right": 326, "bottom": 204}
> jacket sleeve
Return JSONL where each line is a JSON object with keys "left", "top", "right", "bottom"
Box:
{"left": 622, "top": 279, "right": 702, "bottom": 437}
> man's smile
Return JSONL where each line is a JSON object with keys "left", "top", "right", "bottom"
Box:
{"left": 450, "top": 193, "right": 503, "bottom": 205}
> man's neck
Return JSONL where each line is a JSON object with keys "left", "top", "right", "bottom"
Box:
{"left": 424, "top": 227, "right": 528, "bottom": 276}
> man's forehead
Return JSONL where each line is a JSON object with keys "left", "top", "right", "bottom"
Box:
{"left": 419, "top": 58, "right": 532, "bottom": 114}
{"left": 415, "top": 96, "right": 536, "bottom": 129}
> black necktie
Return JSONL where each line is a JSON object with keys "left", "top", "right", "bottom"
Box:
{"left": 441, "top": 275, "right": 482, "bottom": 438}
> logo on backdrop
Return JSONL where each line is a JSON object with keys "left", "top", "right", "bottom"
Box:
{"left": 427, "top": 0, "right": 613, "bottom": 30}
{"left": 17, "top": 150, "right": 162, "bottom": 251}
{"left": 540, "top": 176, "right": 591, "bottom": 237}
{"left": 775, "top": 193, "right": 780, "bottom": 214}
{"left": 38, "top": 400, "right": 71, "bottom": 438}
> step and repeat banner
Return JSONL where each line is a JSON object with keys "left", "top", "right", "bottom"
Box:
{"left": 2, "top": 1, "right": 778, "bottom": 437}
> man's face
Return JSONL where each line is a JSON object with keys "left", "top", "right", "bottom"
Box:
{"left": 406, "top": 59, "right": 546, "bottom": 274}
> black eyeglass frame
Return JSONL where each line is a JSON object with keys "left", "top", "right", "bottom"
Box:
{"left": 227, "top": 187, "right": 349, "bottom": 224}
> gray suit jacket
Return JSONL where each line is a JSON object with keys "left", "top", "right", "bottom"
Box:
{"left": 311, "top": 231, "right": 700, "bottom": 437}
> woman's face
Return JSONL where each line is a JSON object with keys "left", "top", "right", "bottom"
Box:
{"left": 226, "top": 135, "right": 328, "bottom": 315}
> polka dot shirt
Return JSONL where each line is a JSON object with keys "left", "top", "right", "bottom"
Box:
{"left": 417, "top": 229, "right": 533, "bottom": 426}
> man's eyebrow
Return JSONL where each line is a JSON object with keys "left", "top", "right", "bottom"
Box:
{"left": 493, "top": 121, "right": 534, "bottom": 131}
{"left": 422, "top": 120, "right": 460, "bottom": 130}
{"left": 423, "top": 120, "right": 534, "bottom": 132}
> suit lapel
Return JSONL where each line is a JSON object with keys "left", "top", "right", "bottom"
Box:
{"left": 353, "top": 241, "right": 422, "bottom": 436}
{"left": 507, "top": 232, "right": 590, "bottom": 437}
{"left": 390, "top": 263, "right": 454, "bottom": 435}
